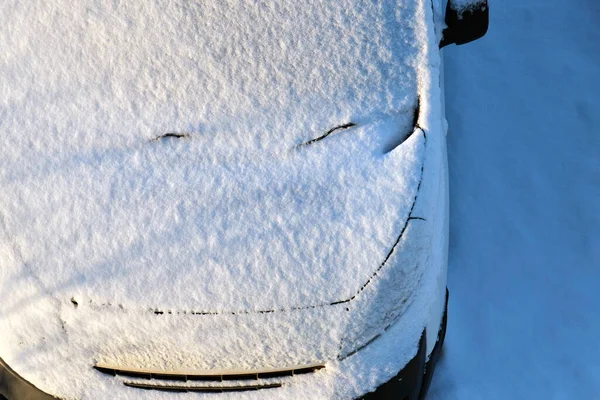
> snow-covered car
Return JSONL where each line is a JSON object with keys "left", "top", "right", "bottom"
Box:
{"left": 0, "top": 1, "right": 486, "bottom": 399}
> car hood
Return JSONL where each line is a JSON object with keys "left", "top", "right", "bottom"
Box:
{"left": 0, "top": 0, "right": 424, "bottom": 312}
{"left": 0, "top": 118, "right": 425, "bottom": 312}
{"left": 0, "top": 123, "right": 428, "bottom": 397}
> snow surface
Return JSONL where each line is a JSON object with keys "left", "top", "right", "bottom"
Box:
{"left": 449, "top": 0, "right": 486, "bottom": 11}
{"left": 0, "top": 0, "right": 423, "bottom": 312}
{"left": 7, "top": 0, "right": 597, "bottom": 398}
{"left": 0, "top": 0, "right": 450, "bottom": 399}
{"left": 429, "top": 1, "right": 600, "bottom": 399}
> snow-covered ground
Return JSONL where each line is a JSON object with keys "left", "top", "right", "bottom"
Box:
{"left": 429, "top": 1, "right": 600, "bottom": 399}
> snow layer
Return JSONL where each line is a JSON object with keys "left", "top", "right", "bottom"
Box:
{"left": 429, "top": 1, "right": 600, "bottom": 399}
{"left": 0, "top": 117, "right": 424, "bottom": 312}
{"left": 0, "top": 0, "right": 451, "bottom": 399}
{"left": 0, "top": 0, "right": 423, "bottom": 312}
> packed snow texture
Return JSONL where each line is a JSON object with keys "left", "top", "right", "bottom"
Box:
{"left": 0, "top": 0, "right": 450, "bottom": 399}
{"left": 0, "top": 0, "right": 424, "bottom": 312}
{"left": 429, "top": 1, "right": 600, "bottom": 399}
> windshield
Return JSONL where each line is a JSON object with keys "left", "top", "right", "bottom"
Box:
{"left": 1, "top": 0, "right": 420, "bottom": 152}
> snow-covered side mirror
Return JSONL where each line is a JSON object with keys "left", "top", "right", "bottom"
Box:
{"left": 440, "top": 0, "right": 489, "bottom": 48}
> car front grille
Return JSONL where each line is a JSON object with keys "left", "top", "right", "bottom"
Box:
{"left": 123, "top": 381, "right": 283, "bottom": 393}
{"left": 94, "top": 362, "right": 326, "bottom": 393}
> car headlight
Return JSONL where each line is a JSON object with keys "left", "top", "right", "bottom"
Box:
{"left": 339, "top": 215, "right": 433, "bottom": 358}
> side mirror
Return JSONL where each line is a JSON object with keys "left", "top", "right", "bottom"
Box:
{"left": 440, "top": 0, "right": 489, "bottom": 48}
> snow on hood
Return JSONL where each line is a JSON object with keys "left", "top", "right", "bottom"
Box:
{"left": 0, "top": 0, "right": 424, "bottom": 312}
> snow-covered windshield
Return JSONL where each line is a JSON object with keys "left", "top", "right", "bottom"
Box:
{"left": 1, "top": 0, "right": 420, "bottom": 152}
